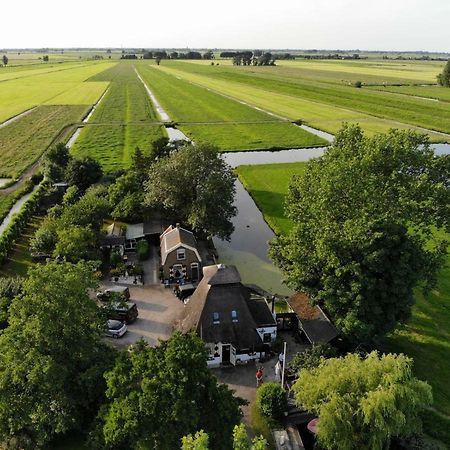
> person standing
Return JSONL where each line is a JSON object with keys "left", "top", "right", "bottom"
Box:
{"left": 256, "top": 367, "right": 263, "bottom": 387}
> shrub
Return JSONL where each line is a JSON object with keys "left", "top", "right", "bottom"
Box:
{"left": 256, "top": 382, "right": 287, "bottom": 420}
{"left": 354, "top": 80, "right": 362, "bottom": 88}
{"left": 136, "top": 240, "right": 150, "bottom": 261}
{"left": 110, "top": 251, "right": 122, "bottom": 268}
{"left": 288, "top": 344, "right": 336, "bottom": 375}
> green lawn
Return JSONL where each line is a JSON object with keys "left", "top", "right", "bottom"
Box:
{"left": 236, "top": 162, "right": 305, "bottom": 234}
{"left": 71, "top": 124, "right": 166, "bottom": 172}
{"left": 155, "top": 61, "right": 450, "bottom": 141}
{"left": 0, "top": 105, "right": 88, "bottom": 178}
{"left": 367, "top": 84, "right": 450, "bottom": 103}
{"left": 236, "top": 161, "right": 450, "bottom": 440}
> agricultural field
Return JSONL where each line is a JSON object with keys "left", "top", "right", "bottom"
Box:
{"left": 70, "top": 64, "right": 165, "bottom": 171}
{"left": 0, "top": 62, "right": 113, "bottom": 122}
{"left": 136, "top": 63, "right": 326, "bottom": 150}
{"left": 153, "top": 60, "right": 450, "bottom": 141}
{"left": 236, "top": 161, "right": 450, "bottom": 440}
{"left": 0, "top": 105, "right": 88, "bottom": 178}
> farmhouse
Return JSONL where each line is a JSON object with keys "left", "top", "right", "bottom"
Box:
{"left": 178, "top": 264, "right": 277, "bottom": 367}
{"left": 160, "top": 224, "right": 202, "bottom": 283}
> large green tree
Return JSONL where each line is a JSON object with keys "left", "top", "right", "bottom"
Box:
{"left": 0, "top": 277, "right": 23, "bottom": 329}
{"left": 437, "top": 59, "right": 450, "bottom": 87}
{"left": 293, "top": 352, "right": 432, "bottom": 450}
{"left": 92, "top": 333, "right": 243, "bottom": 450}
{"left": 144, "top": 143, "right": 237, "bottom": 239}
{"left": 0, "top": 262, "right": 113, "bottom": 448}
{"left": 270, "top": 125, "right": 449, "bottom": 342}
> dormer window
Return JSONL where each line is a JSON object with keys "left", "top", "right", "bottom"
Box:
{"left": 213, "top": 312, "right": 220, "bottom": 324}
{"left": 231, "top": 310, "right": 238, "bottom": 322}
{"left": 177, "top": 248, "right": 186, "bottom": 260}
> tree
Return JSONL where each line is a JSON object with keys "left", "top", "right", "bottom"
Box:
{"left": 108, "top": 170, "right": 144, "bottom": 222}
{"left": 2, "top": 55, "right": 8, "bottom": 66}
{"left": 293, "top": 352, "right": 432, "bottom": 450}
{"left": 288, "top": 344, "right": 336, "bottom": 375}
{"left": 155, "top": 57, "right": 161, "bottom": 65}
{"left": 0, "top": 262, "right": 113, "bottom": 448}
{"left": 43, "top": 55, "right": 49, "bottom": 62}
{"left": 43, "top": 143, "right": 71, "bottom": 181}
{"left": 54, "top": 225, "right": 97, "bottom": 262}
{"left": 181, "top": 425, "right": 268, "bottom": 450}
{"left": 182, "top": 430, "right": 209, "bottom": 450}
{"left": 29, "top": 218, "right": 59, "bottom": 254}
{"left": 92, "top": 333, "right": 243, "bottom": 450}
{"left": 270, "top": 125, "right": 449, "bottom": 342}
{"left": 144, "top": 143, "right": 237, "bottom": 239}
{"left": 65, "top": 156, "right": 103, "bottom": 192}
{"left": 0, "top": 277, "right": 23, "bottom": 329}
{"left": 256, "top": 382, "right": 288, "bottom": 420}
{"left": 437, "top": 59, "right": 450, "bottom": 86}
{"left": 203, "top": 50, "right": 214, "bottom": 60}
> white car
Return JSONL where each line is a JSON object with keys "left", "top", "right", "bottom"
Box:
{"left": 105, "top": 320, "right": 128, "bottom": 339}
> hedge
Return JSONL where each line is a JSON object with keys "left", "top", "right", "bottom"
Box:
{"left": 0, "top": 182, "right": 49, "bottom": 264}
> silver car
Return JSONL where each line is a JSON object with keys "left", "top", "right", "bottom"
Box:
{"left": 105, "top": 320, "right": 127, "bottom": 339}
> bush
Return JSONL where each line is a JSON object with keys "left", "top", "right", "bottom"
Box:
{"left": 288, "top": 344, "right": 336, "bottom": 375}
{"left": 136, "top": 240, "right": 150, "bottom": 261}
{"left": 110, "top": 251, "right": 122, "bottom": 268}
{"left": 354, "top": 80, "right": 362, "bottom": 88}
{"left": 256, "top": 382, "right": 287, "bottom": 420}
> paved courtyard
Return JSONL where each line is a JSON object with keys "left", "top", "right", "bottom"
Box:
{"left": 103, "top": 281, "right": 185, "bottom": 348}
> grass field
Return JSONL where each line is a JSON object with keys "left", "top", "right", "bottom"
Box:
{"left": 180, "top": 123, "right": 325, "bottom": 151}
{"left": 236, "top": 161, "right": 450, "bottom": 434}
{"left": 153, "top": 61, "right": 450, "bottom": 141}
{"left": 71, "top": 124, "right": 165, "bottom": 171}
{"left": 0, "top": 62, "right": 114, "bottom": 122}
{"left": 367, "top": 84, "right": 450, "bottom": 102}
{"left": 136, "top": 63, "right": 326, "bottom": 150}
{"left": 70, "top": 63, "right": 165, "bottom": 171}
{"left": 0, "top": 105, "right": 88, "bottom": 178}
{"left": 0, "top": 182, "right": 34, "bottom": 223}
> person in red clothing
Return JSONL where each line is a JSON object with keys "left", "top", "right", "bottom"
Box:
{"left": 256, "top": 367, "right": 263, "bottom": 387}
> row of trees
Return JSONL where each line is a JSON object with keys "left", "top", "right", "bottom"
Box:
{"left": 143, "top": 50, "right": 214, "bottom": 60}
{"left": 271, "top": 125, "right": 449, "bottom": 343}
{"left": 232, "top": 52, "right": 275, "bottom": 66}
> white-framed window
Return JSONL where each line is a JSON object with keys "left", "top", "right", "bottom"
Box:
{"left": 213, "top": 312, "right": 220, "bottom": 324}
{"left": 191, "top": 262, "right": 199, "bottom": 280}
{"left": 177, "top": 248, "right": 186, "bottom": 260}
{"left": 231, "top": 310, "right": 238, "bottom": 322}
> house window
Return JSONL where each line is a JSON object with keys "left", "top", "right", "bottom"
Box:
{"left": 213, "top": 312, "right": 220, "bottom": 324}
{"left": 263, "top": 333, "right": 272, "bottom": 343}
{"left": 177, "top": 248, "right": 186, "bottom": 260}
{"left": 231, "top": 310, "right": 238, "bottom": 322}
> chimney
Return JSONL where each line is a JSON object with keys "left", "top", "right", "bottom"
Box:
{"left": 176, "top": 223, "right": 180, "bottom": 229}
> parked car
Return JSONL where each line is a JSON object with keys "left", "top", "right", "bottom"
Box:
{"left": 97, "top": 286, "right": 131, "bottom": 302}
{"left": 103, "top": 301, "right": 139, "bottom": 324}
{"left": 176, "top": 283, "right": 196, "bottom": 301}
{"left": 105, "top": 319, "right": 127, "bottom": 339}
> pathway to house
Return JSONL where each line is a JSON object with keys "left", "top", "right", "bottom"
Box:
{"left": 213, "top": 332, "right": 308, "bottom": 434}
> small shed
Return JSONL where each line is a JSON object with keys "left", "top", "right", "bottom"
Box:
{"left": 286, "top": 293, "right": 338, "bottom": 344}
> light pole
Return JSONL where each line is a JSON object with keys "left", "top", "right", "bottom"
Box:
{"left": 281, "top": 341, "right": 287, "bottom": 387}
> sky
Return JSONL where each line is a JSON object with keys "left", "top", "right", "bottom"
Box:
{"left": 1, "top": 0, "right": 449, "bottom": 52}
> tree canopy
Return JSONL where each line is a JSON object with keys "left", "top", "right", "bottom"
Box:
{"left": 293, "top": 351, "right": 432, "bottom": 450}
{"left": 0, "top": 262, "right": 113, "bottom": 448}
{"left": 92, "top": 332, "right": 243, "bottom": 450}
{"left": 270, "top": 125, "right": 449, "bottom": 342}
{"left": 437, "top": 59, "right": 450, "bottom": 86}
{"left": 144, "top": 143, "right": 237, "bottom": 239}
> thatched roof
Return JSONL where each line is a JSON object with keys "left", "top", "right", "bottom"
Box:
{"left": 287, "top": 293, "right": 339, "bottom": 344}
{"left": 178, "top": 264, "right": 274, "bottom": 350}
